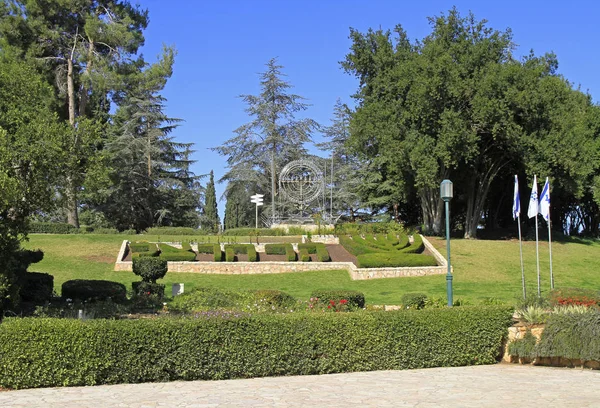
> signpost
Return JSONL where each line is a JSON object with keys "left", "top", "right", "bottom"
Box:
{"left": 250, "top": 194, "right": 264, "bottom": 229}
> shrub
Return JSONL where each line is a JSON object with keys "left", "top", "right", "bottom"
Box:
{"left": 87, "top": 227, "right": 120, "bottom": 234}
{"left": 297, "top": 243, "right": 317, "bottom": 254}
{"left": 396, "top": 233, "right": 410, "bottom": 249}
{"left": 252, "top": 289, "right": 296, "bottom": 308}
{"left": 264, "top": 244, "right": 287, "bottom": 255}
{"left": 507, "top": 330, "right": 538, "bottom": 360}
{"left": 311, "top": 289, "right": 365, "bottom": 308}
{"left": 129, "top": 242, "right": 153, "bottom": 253}
{"left": 224, "top": 244, "right": 257, "bottom": 261}
{"left": 225, "top": 247, "right": 235, "bottom": 262}
{"left": 146, "top": 227, "right": 199, "bottom": 235}
{"left": 401, "top": 293, "right": 428, "bottom": 310}
{"left": 159, "top": 252, "right": 197, "bottom": 262}
{"left": 181, "top": 241, "right": 192, "bottom": 251}
{"left": 548, "top": 287, "right": 600, "bottom": 307}
{"left": 0, "top": 306, "right": 513, "bottom": 389}
{"left": 132, "top": 257, "right": 168, "bottom": 283}
{"left": 338, "top": 235, "right": 381, "bottom": 256}
{"left": 197, "top": 244, "right": 215, "bottom": 254}
{"left": 61, "top": 280, "right": 127, "bottom": 303}
{"left": 223, "top": 228, "right": 285, "bottom": 236}
{"left": 20, "top": 272, "right": 54, "bottom": 303}
{"left": 29, "top": 221, "right": 79, "bottom": 234}
{"left": 315, "top": 244, "right": 331, "bottom": 262}
{"left": 299, "top": 248, "right": 311, "bottom": 262}
{"left": 213, "top": 245, "right": 223, "bottom": 262}
{"left": 132, "top": 282, "right": 165, "bottom": 299}
{"left": 400, "top": 234, "right": 425, "bottom": 254}
{"left": 356, "top": 253, "right": 437, "bottom": 268}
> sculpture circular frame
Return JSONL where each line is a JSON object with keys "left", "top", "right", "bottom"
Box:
{"left": 278, "top": 159, "right": 324, "bottom": 205}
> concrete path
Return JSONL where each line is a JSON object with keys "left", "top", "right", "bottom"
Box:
{"left": 1, "top": 364, "right": 599, "bottom": 407}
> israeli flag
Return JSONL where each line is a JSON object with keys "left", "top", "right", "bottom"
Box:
{"left": 527, "top": 175, "right": 538, "bottom": 219}
{"left": 512, "top": 175, "right": 520, "bottom": 220}
{"left": 539, "top": 177, "right": 550, "bottom": 221}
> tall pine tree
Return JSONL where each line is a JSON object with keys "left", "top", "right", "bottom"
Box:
{"left": 201, "top": 170, "right": 220, "bottom": 233}
{"left": 212, "top": 58, "right": 318, "bottom": 223}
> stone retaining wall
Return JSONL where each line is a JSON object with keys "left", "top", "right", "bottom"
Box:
{"left": 114, "top": 234, "right": 450, "bottom": 280}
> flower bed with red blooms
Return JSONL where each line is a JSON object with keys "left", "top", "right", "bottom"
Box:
{"left": 548, "top": 288, "right": 600, "bottom": 307}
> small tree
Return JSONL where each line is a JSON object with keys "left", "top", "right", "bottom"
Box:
{"left": 132, "top": 257, "right": 167, "bottom": 284}
{"left": 201, "top": 170, "right": 220, "bottom": 232}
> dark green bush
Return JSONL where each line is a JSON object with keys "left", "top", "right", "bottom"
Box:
{"left": 356, "top": 253, "right": 437, "bottom": 268}
{"left": 225, "top": 247, "right": 235, "bottom": 262}
{"left": 338, "top": 235, "right": 381, "bottom": 256}
{"left": 213, "top": 245, "right": 223, "bottom": 262}
{"left": 224, "top": 244, "right": 257, "bottom": 261}
{"left": 29, "top": 222, "right": 78, "bottom": 234}
{"left": 507, "top": 330, "right": 537, "bottom": 360}
{"left": 20, "top": 272, "right": 54, "bottom": 303}
{"left": 0, "top": 306, "right": 512, "bottom": 389}
{"left": 181, "top": 241, "right": 192, "bottom": 251}
{"left": 401, "top": 293, "right": 428, "bottom": 310}
{"left": 129, "top": 242, "right": 153, "bottom": 253}
{"left": 286, "top": 245, "right": 296, "bottom": 262}
{"left": 311, "top": 289, "right": 366, "bottom": 308}
{"left": 252, "top": 289, "right": 296, "bottom": 307}
{"left": 159, "top": 252, "right": 197, "bottom": 262}
{"left": 132, "top": 257, "right": 168, "bottom": 283}
{"left": 61, "top": 280, "right": 127, "bottom": 303}
{"left": 196, "top": 244, "right": 215, "bottom": 254}
{"left": 299, "top": 248, "right": 311, "bottom": 262}
{"left": 132, "top": 282, "right": 165, "bottom": 299}
{"left": 315, "top": 244, "right": 331, "bottom": 262}
{"left": 400, "top": 234, "right": 425, "bottom": 254}
{"left": 146, "top": 227, "right": 199, "bottom": 235}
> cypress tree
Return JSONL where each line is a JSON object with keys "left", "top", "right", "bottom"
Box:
{"left": 202, "top": 170, "right": 220, "bottom": 233}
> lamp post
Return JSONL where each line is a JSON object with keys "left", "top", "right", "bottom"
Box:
{"left": 440, "top": 180, "right": 453, "bottom": 307}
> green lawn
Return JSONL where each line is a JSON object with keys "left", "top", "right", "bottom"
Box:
{"left": 22, "top": 233, "right": 600, "bottom": 305}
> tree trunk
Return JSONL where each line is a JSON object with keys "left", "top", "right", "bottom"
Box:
{"left": 419, "top": 187, "right": 443, "bottom": 234}
{"left": 65, "top": 57, "right": 79, "bottom": 227}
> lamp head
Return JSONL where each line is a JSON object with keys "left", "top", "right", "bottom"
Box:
{"left": 440, "top": 179, "right": 453, "bottom": 201}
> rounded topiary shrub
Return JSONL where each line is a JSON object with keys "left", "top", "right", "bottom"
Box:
{"left": 132, "top": 257, "right": 168, "bottom": 283}
{"left": 20, "top": 272, "right": 54, "bottom": 303}
{"left": 62, "top": 279, "right": 127, "bottom": 303}
{"left": 401, "top": 292, "right": 428, "bottom": 310}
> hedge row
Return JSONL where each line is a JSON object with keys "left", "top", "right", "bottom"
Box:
{"left": 400, "top": 234, "right": 424, "bottom": 254}
{"left": 0, "top": 306, "right": 513, "bottom": 389}
{"left": 224, "top": 244, "right": 257, "bottom": 262}
{"left": 61, "top": 280, "right": 127, "bottom": 303}
{"left": 299, "top": 248, "right": 311, "bottom": 262}
{"left": 356, "top": 253, "right": 437, "bottom": 268}
{"left": 509, "top": 312, "right": 600, "bottom": 361}
{"left": 264, "top": 243, "right": 296, "bottom": 261}
{"left": 158, "top": 243, "right": 197, "bottom": 262}
{"left": 29, "top": 222, "right": 79, "bottom": 234}
{"left": 223, "top": 228, "right": 287, "bottom": 236}
{"left": 146, "top": 227, "right": 199, "bottom": 235}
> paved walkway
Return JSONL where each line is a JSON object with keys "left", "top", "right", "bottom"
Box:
{"left": 1, "top": 364, "right": 599, "bottom": 407}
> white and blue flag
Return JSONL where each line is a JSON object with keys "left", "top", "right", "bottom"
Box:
{"left": 539, "top": 177, "right": 550, "bottom": 221}
{"left": 527, "top": 175, "right": 538, "bottom": 219}
{"left": 512, "top": 175, "right": 520, "bottom": 220}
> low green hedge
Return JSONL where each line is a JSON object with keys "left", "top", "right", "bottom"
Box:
{"left": 223, "top": 228, "right": 286, "bottom": 236}
{"left": 356, "top": 253, "right": 437, "bottom": 268}
{"left": 0, "top": 306, "right": 512, "bottom": 389}
{"left": 338, "top": 235, "right": 381, "bottom": 256}
{"left": 225, "top": 247, "right": 235, "bottom": 262}
{"left": 264, "top": 243, "right": 296, "bottom": 261}
{"left": 299, "top": 248, "right": 311, "bottom": 262}
{"left": 315, "top": 244, "right": 331, "bottom": 262}
{"left": 61, "top": 280, "right": 127, "bottom": 303}
{"left": 224, "top": 244, "right": 257, "bottom": 261}
{"left": 311, "top": 289, "right": 366, "bottom": 308}
{"left": 510, "top": 312, "right": 600, "bottom": 362}
{"left": 396, "top": 233, "right": 410, "bottom": 249}
{"left": 197, "top": 243, "right": 222, "bottom": 261}
{"left": 297, "top": 243, "right": 317, "bottom": 254}
{"left": 400, "top": 235, "right": 425, "bottom": 254}
{"left": 29, "top": 222, "right": 79, "bottom": 234}
{"left": 157, "top": 243, "right": 197, "bottom": 262}
{"left": 146, "top": 227, "right": 199, "bottom": 235}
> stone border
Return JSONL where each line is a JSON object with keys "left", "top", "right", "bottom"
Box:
{"left": 114, "top": 234, "right": 450, "bottom": 280}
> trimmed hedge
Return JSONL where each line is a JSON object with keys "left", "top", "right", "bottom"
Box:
{"left": 297, "top": 243, "right": 317, "bottom": 254}
{"left": 510, "top": 312, "right": 600, "bottom": 362}
{"left": 29, "top": 222, "right": 79, "bottom": 234}
{"left": 315, "top": 244, "right": 331, "bottom": 262}
{"left": 401, "top": 293, "right": 427, "bottom": 310}
{"left": 264, "top": 243, "right": 296, "bottom": 261}
{"left": 223, "top": 228, "right": 286, "bottom": 236}
{"left": 197, "top": 243, "right": 222, "bottom": 261}
{"left": 61, "top": 280, "right": 127, "bottom": 303}
{"left": 299, "top": 248, "right": 311, "bottom": 262}
{"left": 158, "top": 243, "right": 197, "bottom": 262}
{"left": 396, "top": 233, "right": 410, "bottom": 249}
{"left": 356, "top": 253, "right": 437, "bottom": 268}
{"left": 132, "top": 282, "right": 165, "bottom": 299}
{"left": 20, "top": 272, "right": 54, "bottom": 303}
{"left": 338, "top": 235, "right": 381, "bottom": 256}
{"left": 400, "top": 234, "right": 425, "bottom": 254}
{"left": 0, "top": 306, "right": 513, "bottom": 389}
{"left": 311, "top": 289, "right": 366, "bottom": 308}
{"left": 224, "top": 244, "right": 257, "bottom": 262}
{"left": 146, "top": 227, "right": 199, "bottom": 235}
{"left": 225, "top": 247, "right": 235, "bottom": 262}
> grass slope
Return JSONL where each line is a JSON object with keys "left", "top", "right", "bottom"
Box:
{"left": 22, "top": 234, "right": 600, "bottom": 305}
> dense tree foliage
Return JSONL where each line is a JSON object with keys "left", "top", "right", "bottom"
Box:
{"left": 342, "top": 8, "right": 600, "bottom": 237}
{"left": 201, "top": 171, "right": 220, "bottom": 232}
{"left": 213, "top": 58, "right": 318, "bottom": 223}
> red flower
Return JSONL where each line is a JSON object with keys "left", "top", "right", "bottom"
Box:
{"left": 340, "top": 299, "right": 348, "bottom": 305}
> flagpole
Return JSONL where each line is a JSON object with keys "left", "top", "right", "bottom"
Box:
{"left": 517, "top": 214, "right": 526, "bottom": 300}
{"left": 535, "top": 213, "right": 541, "bottom": 297}
{"left": 548, "top": 219, "right": 554, "bottom": 289}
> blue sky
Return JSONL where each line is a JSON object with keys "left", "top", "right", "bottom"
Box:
{"left": 138, "top": 0, "right": 599, "bottom": 217}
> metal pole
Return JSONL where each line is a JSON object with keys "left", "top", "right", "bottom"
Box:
{"left": 517, "top": 215, "right": 526, "bottom": 300}
{"left": 548, "top": 219, "right": 554, "bottom": 289}
{"left": 330, "top": 153, "right": 333, "bottom": 220}
{"left": 535, "top": 214, "right": 541, "bottom": 297}
{"left": 255, "top": 203, "right": 258, "bottom": 229}
{"left": 445, "top": 200, "right": 453, "bottom": 307}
